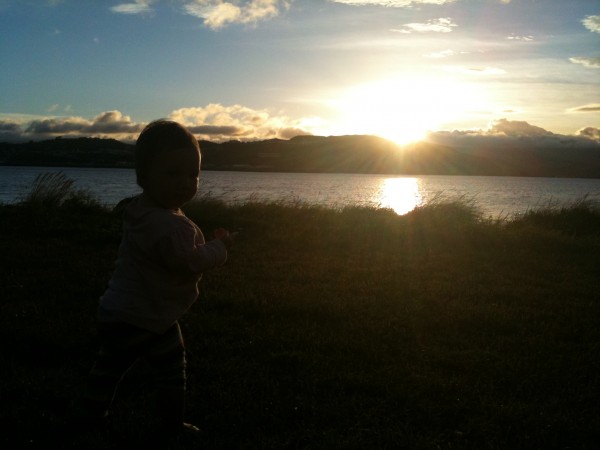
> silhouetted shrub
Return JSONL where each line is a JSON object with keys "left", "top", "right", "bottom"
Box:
{"left": 508, "top": 197, "right": 600, "bottom": 237}
{"left": 20, "top": 172, "right": 102, "bottom": 211}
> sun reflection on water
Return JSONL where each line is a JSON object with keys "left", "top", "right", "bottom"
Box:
{"left": 378, "top": 177, "right": 422, "bottom": 215}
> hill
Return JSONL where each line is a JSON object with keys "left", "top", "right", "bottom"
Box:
{"left": 0, "top": 137, "right": 134, "bottom": 168}
{"left": 1, "top": 134, "right": 599, "bottom": 177}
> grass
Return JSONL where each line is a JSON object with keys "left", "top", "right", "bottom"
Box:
{"left": 1, "top": 175, "right": 599, "bottom": 449}
{"left": 19, "top": 171, "right": 103, "bottom": 210}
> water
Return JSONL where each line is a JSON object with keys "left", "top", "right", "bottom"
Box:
{"left": 1, "top": 165, "right": 600, "bottom": 218}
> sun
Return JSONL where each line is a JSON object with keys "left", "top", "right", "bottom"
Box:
{"left": 325, "top": 75, "right": 488, "bottom": 145}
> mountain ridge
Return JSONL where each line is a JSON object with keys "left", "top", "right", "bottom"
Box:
{"left": 1, "top": 134, "right": 599, "bottom": 178}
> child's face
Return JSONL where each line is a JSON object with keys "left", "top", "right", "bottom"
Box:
{"left": 143, "top": 146, "right": 200, "bottom": 210}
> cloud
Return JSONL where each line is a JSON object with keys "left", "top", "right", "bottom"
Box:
{"left": 0, "top": 105, "right": 311, "bottom": 143}
{"left": 568, "top": 103, "right": 600, "bottom": 113}
{"left": 182, "top": 0, "right": 287, "bottom": 30}
{"left": 392, "top": 17, "right": 457, "bottom": 33}
{"left": 168, "top": 103, "right": 309, "bottom": 141}
{"left": 488, "top": 118, "right": 551, "bottom": 138}
{"left": 108, "top": 0, "right": 286, "bottom": 28}
{"left": 21, "top": 111, "right": 143, "bottom": 141}
{"left": 24, "top": 117, "right": 90, "bottom": 136}
{"left": 330, "top": 0, "right": 457, "bottom": 6}
{"left": 184, "top": 2, "right": 241, "bottom": 29}
{"left": 569, "top": 57, "right": 600, "bottom": 69}
{"left": 0, "top": 120, "right": 24, "bottom": 142}
{"left": 582, "top": 14, "right": 600, "bottom": 34}
{"left": 507, "top": 34, "right": 533, "bottom": 41}
{"left": 445, "top": 66, "right": 506, "bottom": 75}
{"left": 0, "top": 111, "right": 144, "bottom": 142}
{"left": 577, "top": 127, "right": 600, "bottom": 142}
{"left": 425, "top": 119, "right": 600, "bottom": 151}
{"left": 423, "top": 49, "right": 455, "bottom": 58}
{"left": 87, "top": 111, "right": 144, "bottom": 134}
{"left": 2, "top": 113, "right": 599, "bottom": 152}
{"left": 110, "top": 0, "right": 155, "bottom": 14}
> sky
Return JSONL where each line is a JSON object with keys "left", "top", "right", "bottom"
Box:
{"left": 1, "top": 0, "right": 599, "bottom": 146}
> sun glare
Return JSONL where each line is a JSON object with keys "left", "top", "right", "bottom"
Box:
{"left": 379, "top": 177, "right": 422, "bottom": 215}
{"left": 326, "top": 75, "right": 488, "bottom": 144}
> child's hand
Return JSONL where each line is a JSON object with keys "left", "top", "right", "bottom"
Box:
{"left": 214, "top": 228, "right": 237, "bottom": 250}
{"left": 214, "top": 228, "right": 229, "bottom": 239}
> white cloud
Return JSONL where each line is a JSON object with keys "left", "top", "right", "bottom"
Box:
{"left": 582, "top": 14, "right": 600, "bottom": 34}
{"left": 489, "top": 118, "right": 551, "bottom": 137}
{"left": 577, "top": 127, "right": 600, "bottom": 142}
{"left": 47, "top": 104, "right": 73, "bottom": 114}
{"left": 392, "top": 18, "right": 457, "bottom": 33}
{"left": 330, "top": 0, "right": 457, "bottom": 6}
{"left": 183, "top": 0, "right": 287, "bottom": 30}
{"left": 245, "top": 0, "right": 282, "bottom": 22}
{"left": 108, "top": 0, "right": 286, "bottom": 28}
{"left": 110, "top": 0, "right": 155, "bottom": 14}
{"left": 0, "top": 105, "right": 313, "bottom": 142}
{"left": 168, "top": 103, "right": 309, "bottom": 140}
{"left": 426, "top": 120, "right": 600, "bottom": 150}
{"left": 507, "top": 34, "right": 533, "bottom": 41}
{"left": 185, "top": 2, "right": 242, "bottom": 29}
{"left": 445, "top": 66, "right": 506, "bottom": 75}
{"left": 569, "top": 57, "right": 600, "bottom": 69}
{"left": 424, "top": 49, "right": 455, "bottom": 58}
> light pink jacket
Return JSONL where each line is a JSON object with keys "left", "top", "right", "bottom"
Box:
{"left": 100, "top": 196, "right": 227, "bottom": 333}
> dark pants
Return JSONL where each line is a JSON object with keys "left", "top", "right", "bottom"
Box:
{"left": 84, "top": 320, "right": 186, "bottom": 418}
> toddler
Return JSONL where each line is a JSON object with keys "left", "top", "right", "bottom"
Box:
{"left": 84, "top": 120, "right": 233, "bottom": 438}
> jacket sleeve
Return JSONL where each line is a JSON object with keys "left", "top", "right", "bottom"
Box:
{"left": 156, "top": 219, "right": 228, "bottom": 274}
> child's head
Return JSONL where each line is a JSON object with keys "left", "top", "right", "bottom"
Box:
{"left": 135, "top": 120, "right": 201, "bottom": 210}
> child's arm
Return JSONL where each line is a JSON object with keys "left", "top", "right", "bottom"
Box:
{"left": 156, "top": 224, "right": 229, "bottom": 274}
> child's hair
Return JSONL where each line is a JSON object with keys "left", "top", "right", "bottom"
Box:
{"left": 135, "top": 119, "right": 200, "bottom": 188}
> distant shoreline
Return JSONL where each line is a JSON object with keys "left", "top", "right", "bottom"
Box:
{"left": 2, "top": 134, "right": 600, "bottom": 178}
{"left": 2, "top": 163, "right": 600, "bottom": 179}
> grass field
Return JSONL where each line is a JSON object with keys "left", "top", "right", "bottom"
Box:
{"left": 1, "top": 174, "right": 599, "bottom": 449}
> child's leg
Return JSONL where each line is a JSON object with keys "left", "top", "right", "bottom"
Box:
{"left": 83, "top": 322, "right": 152, "bottom": 420}
{"left": 155, "top": 388, "right": 185, "bottom": 432}
{"left": 143, "top": 322, "right": 193, "bottom": 434}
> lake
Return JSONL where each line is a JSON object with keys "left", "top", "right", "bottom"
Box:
{"left": 2, "top": 165, "right": 600, "bottom": 218}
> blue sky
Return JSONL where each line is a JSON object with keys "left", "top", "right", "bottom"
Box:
{"left": 1, "top": 0, "right": 599, "bottom": 145}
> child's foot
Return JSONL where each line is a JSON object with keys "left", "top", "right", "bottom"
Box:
{"left": 150, "top": 422, "right": 201, "bottom": 447}
{"left": 181, "top": 422, "right": 201, "bottom": 434}
{"left": 157, "top": 421, "right": 201, "bottom": 439}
